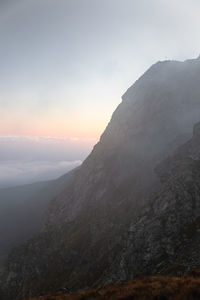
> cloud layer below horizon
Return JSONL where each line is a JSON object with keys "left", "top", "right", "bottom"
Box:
{"left": 0, "top": 136, "right": 96, "bottom": 187}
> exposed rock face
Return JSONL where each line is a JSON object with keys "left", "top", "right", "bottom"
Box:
{"left": 107, "top": 122, "right": 200, "bottom": 282}
{"left": 2, "top": 57, "right": 200, "bottom": 300}
{"left": 45, "top": 58, "right": 200, "bottom": 228}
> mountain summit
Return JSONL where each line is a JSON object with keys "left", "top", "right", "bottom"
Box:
{"left": 2, "top": 57, "right": 200, "bottom": 299}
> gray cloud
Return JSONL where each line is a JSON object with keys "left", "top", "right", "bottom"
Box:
{"left": 1, "top": 0, "right": 200, "bottom": 112}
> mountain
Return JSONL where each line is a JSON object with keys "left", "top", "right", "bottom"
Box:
{"left": 107, "top": 121, "right": 200, "bottom": 280}
{"left": 2, "top": 57, "right": 200, "bottom": 300}
{"left": 0, "top": 169, "right": 78, "bottom": 269}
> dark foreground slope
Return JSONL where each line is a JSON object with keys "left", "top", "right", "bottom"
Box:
{"left": 23, "top": 272, "right": 200, "bottom": 300}
{"left": 0, "top": 182, "right": 49, "bottom": 267}
{"left": 2, "top": 57, "right": 200, "bottom": 299}
{"left": 0, "top": 169, "right": 78, "bottom": 268}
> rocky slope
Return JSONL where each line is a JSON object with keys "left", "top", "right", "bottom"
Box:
{"left": 107, "top": 121, "right": 200, "bottom": 282}
{"left": 2, "top": 57, "right": 200, "bottom": 300}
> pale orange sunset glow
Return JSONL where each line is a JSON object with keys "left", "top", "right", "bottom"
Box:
{"left": 0, "top": 116, "right": 105, "bottom": 140}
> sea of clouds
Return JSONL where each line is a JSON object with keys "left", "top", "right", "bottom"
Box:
{"left": 0, "top": 136, "right": 96, "bottom": 187}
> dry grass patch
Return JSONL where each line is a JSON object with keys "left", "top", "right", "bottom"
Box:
{"left": 23, "top": 272, "right": 200, "bottom": 300}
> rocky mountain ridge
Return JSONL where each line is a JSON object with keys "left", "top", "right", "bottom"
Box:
{"left": 2, "top": 57, "right": 200, "bottom": 299}
{"left": 107, "top": 121, "right": 200, "bottom": 282}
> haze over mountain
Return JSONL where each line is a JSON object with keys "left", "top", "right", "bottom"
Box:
{"left": 1, "top": 1, "right": 200, "bottom": 299}
{"left": 2, "top": 56, "right": 200, "bottom": 299}
{"left": 1, "top": 0, "right": 200, "bottom": 189}
{"left": 1, "top": 0, "right": 200, "bottom": 142}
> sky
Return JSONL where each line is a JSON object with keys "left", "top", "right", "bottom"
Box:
{"left": 1, "top": 0, "right": 200, "bottom": 186}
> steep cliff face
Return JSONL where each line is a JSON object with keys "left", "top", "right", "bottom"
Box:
{"left": 105, "top": 122, "right": 200, "bottom": 283}
{"left": 45, "top": 58, "right": 200, "bottom": 228}
{"left": 2, "top": 57, "right": 200, "bottom": 300}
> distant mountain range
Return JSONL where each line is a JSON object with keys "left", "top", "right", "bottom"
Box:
{"left": 2, "top": 56, "right": 200, "bottom": 299}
